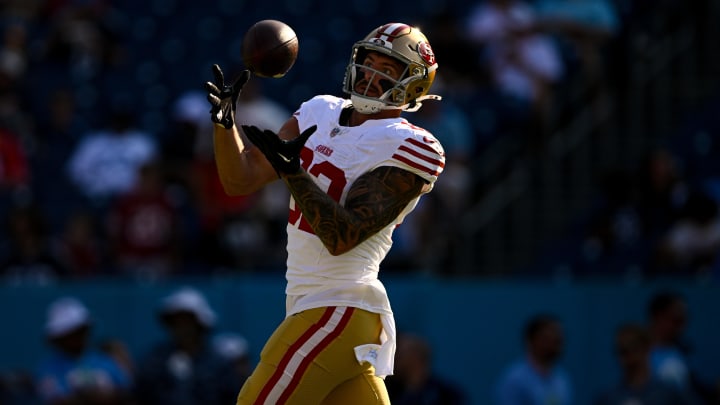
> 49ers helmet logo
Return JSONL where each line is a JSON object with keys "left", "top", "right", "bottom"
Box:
{"left": 417, "top": 41, "right": 435, "bottom": 66}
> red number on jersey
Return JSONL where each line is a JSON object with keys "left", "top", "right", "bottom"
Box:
{"left": 287, "top": 146, "right": 347, "bottom": 234}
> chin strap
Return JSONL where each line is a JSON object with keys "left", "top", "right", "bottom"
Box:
{"left": 402, "top": 94, "right": 442, "bottom": 112}
{"left": 352, "top": 94, "right": 443, "bottom": 114}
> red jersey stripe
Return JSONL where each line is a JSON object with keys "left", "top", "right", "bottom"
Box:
{"left": 404, "top": 137, "right": 443, "bottom": 156}
{"left": 392, "top": 153, "right": 442, "bottom": 176}
{"left": 396, "top": 145, "right": 445, "bottom": 168}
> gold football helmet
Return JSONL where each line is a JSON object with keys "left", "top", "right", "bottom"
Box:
{"left": 342, "top": 23, "right": 441, "bottom": 114}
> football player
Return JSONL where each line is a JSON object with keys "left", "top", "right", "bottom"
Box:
{"left": 205, "top": 22, "right": 445, "bottom": 405}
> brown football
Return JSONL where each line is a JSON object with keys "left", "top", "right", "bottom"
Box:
{"left": 241, "top": 20, "right": 298, "bottom": 78}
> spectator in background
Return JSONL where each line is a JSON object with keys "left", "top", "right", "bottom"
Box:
{"left": 66, "top": 107, "right": 157, "bottom": 207}
{"left": 646, "top": 291, "right": 717, "bottom": 404}
{"left": 652, "top": 189, "right": 720, "bottom": 276}
{"left": 573, "top": 147, "right": 692, "bottom": 276}
{"left": 386, "top": 332, "right": 466, "bottom": 405}
{"left": 576, "top": 167, "right": 645, "bottom": 275}
{"left": 135, "top": 287, "right": 238, "bottom": 405}
{"left": 593, "top": 323, "right": 693, "bottom": 405}
{"left": 533, "top": 0, "right": 620, "bottom": 134}
{"left": 35, "top": 297, "right": 132, "bottom": 405}
{"left": 534, "top": 0, "right": 620, "bottom": 87}
{"left": 38, "top": 1, "right": 125, "bottom": 80}
{"left": 466, "top": 0, "right": 565, "bottom": 138}
{"left": 495, "top": 313, "right": 573, "bottom": 405}
{"left": 105, "top": 160, "right": 183, "bottom": 280}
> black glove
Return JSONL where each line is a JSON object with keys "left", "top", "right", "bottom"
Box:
{"left": 205, "top": 64, "right": 251, "bottom": 129}
{"left": 241, "top": 125, "right": 317, "bottom": 176}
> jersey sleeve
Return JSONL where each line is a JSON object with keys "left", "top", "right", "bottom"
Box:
{"left": 292, "top": 95, "right": 343, "bottom": 133}
{"left": 385, "top": 128, "right": 445, "bottom": 185}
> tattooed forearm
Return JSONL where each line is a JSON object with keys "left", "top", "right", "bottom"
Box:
{"left": 283, "top": 166, "right": 427, "bottom": 255}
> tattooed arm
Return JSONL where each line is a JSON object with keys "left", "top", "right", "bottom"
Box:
{"left": 283, "top": 166, "right": 430, "bottom": 256}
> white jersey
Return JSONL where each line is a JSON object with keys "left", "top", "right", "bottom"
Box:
{"left": 284, "top": 95, "right": 445, "bottom": 377}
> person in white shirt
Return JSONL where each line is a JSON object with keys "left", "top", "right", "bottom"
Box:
{"left": 66, "top": 108, "right": 156, "bottom": 201}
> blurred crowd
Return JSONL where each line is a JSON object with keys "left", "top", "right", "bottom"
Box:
{"left": 550, "top": 138, "right": 720, "bottom": 280}
{"left": 0, "top": 287, "right": 254, "bottom": 405}
{"left": 2, "top": 287, "right": 718, "bottom": 405}
{"left": 0, "top": 0, "right": 718, "bottom": 282}
{"left": 493, "top": 291, "right": 719, "bottom": 405}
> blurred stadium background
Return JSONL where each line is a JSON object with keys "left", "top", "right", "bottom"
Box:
{"left": 0, "top": 0, "right": 719, "bottom": 404}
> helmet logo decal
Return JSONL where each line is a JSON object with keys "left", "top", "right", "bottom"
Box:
{"left": 371, "top": 38, "right": 387, "bottom": 47}
{"left": 417, "top": 41, "right": 436, "bottom": 66}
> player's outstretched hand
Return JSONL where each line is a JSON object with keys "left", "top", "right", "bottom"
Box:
{"left": 205, "top": 64, "right": 251, "bottom": 129}
{"left": 242, "top": 125, "right": 317, "bottom": 176}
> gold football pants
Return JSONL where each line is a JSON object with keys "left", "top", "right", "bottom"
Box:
{"left": 236, "top": 306, "right": 390, "bottom": 405}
